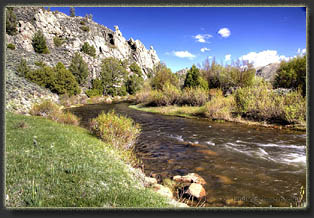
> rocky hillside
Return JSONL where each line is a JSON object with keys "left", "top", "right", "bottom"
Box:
{"left": 5, "top": 7, "right": 160, "bottom": 113}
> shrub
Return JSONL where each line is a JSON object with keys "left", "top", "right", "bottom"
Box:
{"left": 17, "top": 59, "right": 30, "bottom": 77}
{"left": 81, "top": 42, "right": 96, "bottom": 57}
{"left": 273, "top": 55, "right": 306, "bottom": 96}
{"left": 32, "top": 30, "right": 49, "bottom": 54}
{"left": 181, "top": 87, "right": 209, "bottom": 106}
{"left": 79, "top": 25, "right": 90, "bottom": 32}
{"left": 125, "top": 64, "right": 144, "bottom": 95}
{"left": 69, "top": 52, "right": 89, "bottom": 85}
{"left": 161, "top": 82, "right": 182, "bottom": 105}
{"left": 53, "top": 36, "right": 64, "bottom": 47}
{"left": 25, "top": 62, "right": 80, "bottom": 96}
{"left": 100, "top": 57, "right": 128, "bottom": 96}
{"left": 282, "top": 90, "right": 306, "bottom": 124}
{"left": 85, "top": 89, "right": 102, "bottom": 97}
{"left": 34, "top": 60, "right": 47, "bottom": 68}
{"left": 203, "top": 92, "right": 235, "bottom": 121}
{"left": 6, "top": 7, "right": 17, "bottom": 35}
{"left": 7, "top": 43, "right": 15, "bottom": 50}
{"left": 80, "top": 20, "right": 86, "bottom": 25}
{"left": 151, "top": 63, "right": 179, "bottom": 90}
{"left": 30, "top": 100, "right": 80, "bottom": 125}
{"left": 89, "top": 110, "right": 141, "bottom": 150}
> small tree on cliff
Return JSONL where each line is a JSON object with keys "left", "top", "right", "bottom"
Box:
{"left": 6, "top": 7, "right": 17, "bottom": 35}
{"left": 69, "top": 52, "right": 89, "bottom": 85}
{"left": 70, "top": 7, "right": 75, "bottom": 17}
{"left": 32, "top": 30, "right": 49, "bottom": 54}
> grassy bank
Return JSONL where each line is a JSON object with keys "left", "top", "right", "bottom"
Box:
{"left": 130, "top": 104, "right": 306, "bottom": 132}
{"left": 5, "top": 112, "right": 175, "bottom": 208}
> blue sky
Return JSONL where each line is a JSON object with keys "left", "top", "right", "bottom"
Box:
{"left": 49, "top": 7, "right": 306, "bottom": 72}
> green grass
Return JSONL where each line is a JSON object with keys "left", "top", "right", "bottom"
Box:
{"left": 129, "top": 104, "right": 204, "bottom": 119}
{"left": 5, "top": 112, "right": 174, "bottom": 208}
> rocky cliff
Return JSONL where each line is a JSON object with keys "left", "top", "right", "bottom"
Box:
{"left": 255, "top": 62, "right": 280, "bottom": 82}
{"left": 5, "top": 7, "right": 160, "bottom": 113}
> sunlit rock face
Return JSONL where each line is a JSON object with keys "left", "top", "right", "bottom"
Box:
{"left": 7, "top": 7, "right": 160, "bottom": 80}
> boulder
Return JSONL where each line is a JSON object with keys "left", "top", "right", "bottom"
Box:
{"left": 173, "top": 173, "right": 207, "bottom": 185}
{"left": 186, "top": 183, "right": 206, "bottom": 199}
{"left": 152, "top": 184, "right": 173, "bottom": 199}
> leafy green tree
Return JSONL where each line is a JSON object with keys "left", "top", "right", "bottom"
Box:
{"left": 125, "top": 63, "right": 144, "bottom": 94}
{"left": 6, "top": 7, "right": 17, "bottom": 35}
{"left": 184, "top": 65, "right": 208, "bottom": 89}
{"left": 32, "top": 30, "right": 49, "bottom": 54}
{"left": 81, "top": 42, "right": 96, "bottom": 57}
{"left": 273, "top": 55, "right": 306, "bottom": 96}
{"left": 69, "top": 52, "right": 89, "bottom": 85}
{"left": 151, "top": 63, "right": 179, "bottom": 90}
{"left": 100, "top": 57, "right": 128, "bottom": 96}
{"left": 70, "top": 7, "right": 75, "bottom": 17}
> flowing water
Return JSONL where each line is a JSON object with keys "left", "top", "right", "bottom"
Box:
{"left": 68, "top": 102, "right": 307, "bottom": 207}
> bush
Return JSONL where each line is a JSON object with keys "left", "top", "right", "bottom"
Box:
{"left": 69, "top": 52, "right": 89, "bottom": 85}
{"left": 6, "top": 7, "right": 17, "bottom": 35}
{"left": 151, "top": 63, "right": 179, "bottom": 90}
{"left": 203, "top": 92, "right": 235, "bottom": 120}
{"left": 85, "top": 89, "right": 102, "bottom": 97}
{"left": 161, "top": 82, "right": 182, "bottom": 105}
{"left": 80, "top": 20, "right": 86, "bottom": 25}
{"left": 282, "top": 90, "right": 306, "bottom": 124}
{"left": 100, "top": 57, "right": 128, "bottom": 96}
{"left": 53, "top": 36, "right": 64, "bottom": 47}
{"left": 79, "top": 25, "right": 90, "bottom": 32}
{"left": 81, "top": 42, "right": 96, "bottom": 57}
{"left": 273, "top": 55, "right": 306, "bottom": 96}
{"left": 7, "top": 43, "right": 15, "bottom": 50}
{"left": 181, "top": 87, "right": 209, "bottom": 106}
{"left": 25, "top": 62, "right": 80, "bottom": 96}
{"left": 89, "top": 110, "right": 141, "bottom": 150}
{"left": 17, "top": 59, "right": 30, "bottom": 77}
{"left": 30, "top": 100, "right": 80, "bottom": 125}
{"left": 32, "top": 31, "right": 49, "bottom": 54}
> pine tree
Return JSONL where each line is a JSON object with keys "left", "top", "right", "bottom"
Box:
{"left": 70, "top": 7, "right": 75, "bottom": 17}
{"left": 69, "top": 52, "right": 89, "bottom": 85}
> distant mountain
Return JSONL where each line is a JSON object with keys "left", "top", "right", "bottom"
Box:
{"left": 255, "top": 62, "right": 281, "bottom": 82}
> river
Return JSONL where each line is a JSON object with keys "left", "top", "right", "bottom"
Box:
{"left": 68, "top": 102, "right": 307, "bottom": 207}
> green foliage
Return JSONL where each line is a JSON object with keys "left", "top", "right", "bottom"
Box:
{"left": 100, "top": 57, "right": 128, "bottom": 96}
{"left": 273, "top": 55, "right": 306, "bottom": 96}
{"left": 70, "top": 7, "right": 75, "bottom": 17}
{"left": 203, "top": 91, "right": 235, "bottom": 120}
{"left": 69, "top": 52, "right": 89, "bottom": 85}
{"left": 7, "top": 43, "right": 15, "bottom": 50}
{"left": 6, "top": 7, "right": 17, "bottom": 35}
{"left": 234, "top": 81, "right": 306, "bottom": 124}
{"left": 184, "top": 65, "right": 208, "bottom": 89}
{"left": 25, "top": 62, "right": 80, "bottom": 96}
{"left": 125, "top": 63, "right": 144, "bottom": 95}
{"left": 89, "top": 110, "right": 141, "bottom": 150}
{"left": 85, "top": 79, "right": 104, "bottom": 97}
{"left": 80, "top": 20, "right": 86, "bottom": 25}
{"left": 53, "top": 36, "right": 65, "bottom": 47}
{"left": 34, "top": 60, "right": 47, "bottom": 68}
{"left": 17, "top": 59, "right": 30, "bottom": 77}
{"left": 79, "top": 25, "right": 90, "bottom": 32}
{"left": 151, "top": 63, "right": 179, "bottom": 90}
{"left": 52, "top": 62, "right": 80, "bottom": 96}
{"left": 32, "top": 31, "right": 49, "bottom": 54}
{"left": 181, "top": 87, "right": 209, "bottom": 106}
{"left": 81, "top": 42, "right": 96, "bottom": 57}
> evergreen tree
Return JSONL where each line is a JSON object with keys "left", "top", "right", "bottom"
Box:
{"left": 32, "top": 30, "right": 49, "bottom": 54}
{"left": 184, "top": 65, "right": 208, "bottom": 89}
{"left": 6, "top": 7, "right": 17, "bottom": 35}
{"left": 69, "top": 52, "right": 89, "bottom": 85}
{"left": 70, "top": 7, "right": 75, "bottom": 17}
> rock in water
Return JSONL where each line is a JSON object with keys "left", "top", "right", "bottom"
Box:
{"left": 186, "top": 183, "right": 206, "bottom": 199}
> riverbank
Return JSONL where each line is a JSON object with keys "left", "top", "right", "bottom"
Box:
{"left": 5, "top": 112, "right": 187, "bottom": 208}
{"left": 129, "top": 104, "right": 306, "bottom": 132}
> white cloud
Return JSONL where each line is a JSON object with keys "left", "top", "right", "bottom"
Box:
{"left": 194, "top": 34, "right": 213, "bottom": 43}
{"left": 208, "top": 56, "right": 213, "bottom": 59}
{"left": 225, "top": 54, "right": 231, "bottom": 61}
{"left": 173, "top": 50, "right": 196, "bottom": 59}
{"left": 297, "top": 48, "right": 306, "bottom": 55}
{"left": 200, "top": 47, "right": 210, "bottom": 52}
{"left": 218, "top": 28, "right": 231, "bottom": 38}
{"left": 239, "top": 50, "right": 291, "bottom": 67}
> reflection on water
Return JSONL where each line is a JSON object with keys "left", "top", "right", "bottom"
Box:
{"left": 68, "top": 102, "right": 306, "bottom": 207}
